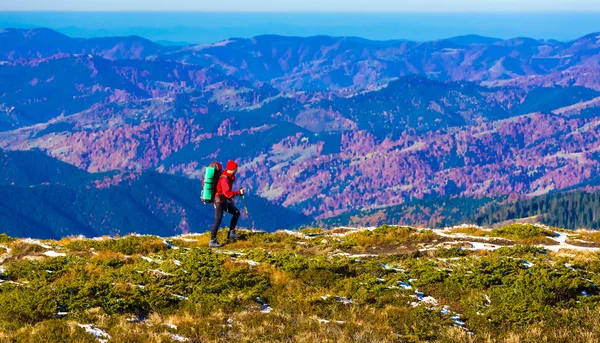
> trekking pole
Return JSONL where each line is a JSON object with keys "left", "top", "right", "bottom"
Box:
{"left": 241, "top": 194, "right": 249, "bottom": 215}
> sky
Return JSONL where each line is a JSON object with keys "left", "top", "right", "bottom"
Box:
{"left": 2, "top": 0, "right": 600, "bottom": 12}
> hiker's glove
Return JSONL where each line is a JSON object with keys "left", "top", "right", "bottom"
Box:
{"left": 239, "top": 188, "right": 245, "bottom": 195}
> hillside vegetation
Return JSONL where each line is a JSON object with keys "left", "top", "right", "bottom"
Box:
{"left": 1, "top": 223, "right": 600, "bottom": 342}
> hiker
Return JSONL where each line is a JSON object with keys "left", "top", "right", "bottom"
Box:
{"left": 209, "top": 160, "right": 245, "bottom": 248}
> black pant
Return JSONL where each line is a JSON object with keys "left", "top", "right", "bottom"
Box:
{"left": 210, "top": 200, "right": 240, "bottom": 240}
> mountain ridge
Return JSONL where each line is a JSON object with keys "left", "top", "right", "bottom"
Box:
{"left": 3, "top": 28, "right": 600, "bottom": 234}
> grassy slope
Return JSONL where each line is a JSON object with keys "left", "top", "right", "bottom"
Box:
{"left": 1, "top": 223, "right": 600, "bottom": 342}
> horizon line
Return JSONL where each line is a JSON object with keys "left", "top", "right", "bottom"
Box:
{"left": 3, "top": 26, "right": 600, "bottom": 44}
{"left": 2, "top": 10, "right": 600, "bottom": 14}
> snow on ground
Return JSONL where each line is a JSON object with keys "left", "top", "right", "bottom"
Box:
{"left": 330, "top": 226, "right": 377, "bottom": 237}
{"left": 260, "top": 304, "right": 273, "bottom": 313}
{"left": 21, "top": 238, "right": 52, "bottom": 249}
{"left": 178, "top": 238, "right": 198, "bottom": 242}
{"left": 550, "top": 232, "right": 568, "bottom": 244}
{"left": 77, "top": 324, "right": 111, "bottom": 343}
{"left": 163, "top": 240, "right": 179, "bottom": 249}
{"left": 317, "top": 318, "right": 346, "bottom": 324}
{"left": 378, "top": 262, "right": 407, "bottom": 273}
{"left": 0, "top": 245, "right": 11, "bottom": 253}
{"left": 43, "top": 251, "right": 66, "bottom": 257}
{"left": 415, "top": 292, "right": 471, "bottom": 333}
{"left": 170, "top": 334, "right": 190, "bottom": 342}
{"left": 337, "top": 296, "right": 354, "bottom": 305}
{"left": 147, "top": 269, "right": 174, "bottom": 277}
{"left": 398, "top": 281, "right": 412, "bottom": 290}
{"left": 238, "top": 259, "right": 259, "bottom": 266}
{"left": 521, "top": 260, "right": 534, "bottom": 268}
{"left": 140, "top": 256, "right": 160, "bottom": 263}
{"left": 333, "top": 252, "right": 379, "bottom": 258}
{"left": 173, "top": 259, "right": 182, "bottom": 266}
{"left": 171, "top": 294, "right": 188, "bottom": 300}
{"left": 256, "top": 296, "right": 273, "bottom": 313}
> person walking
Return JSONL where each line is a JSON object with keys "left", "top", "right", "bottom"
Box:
{"left": 209, "top": 160, "right": 245, "bottom": 248}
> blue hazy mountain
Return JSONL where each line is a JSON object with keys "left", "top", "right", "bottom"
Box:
{"left": 1, "top": 12, "right": 600, "bottom": 44}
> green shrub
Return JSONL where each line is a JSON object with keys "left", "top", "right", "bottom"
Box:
{"left": 0, "top": 233, "right": 15, "bottom": 244}
{"left": 491, "top": 224, "right": 553, "bottom": 240}
{"left": 0, "top": 286, "right": 56, "bottom": 325}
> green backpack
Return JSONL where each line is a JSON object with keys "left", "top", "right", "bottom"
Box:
{"left": 201, "top": 162, "right": 223, "bottom": 203}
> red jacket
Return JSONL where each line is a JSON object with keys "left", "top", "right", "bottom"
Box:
{"left": 215, "top": 173, "right": 241, "bottom": 203}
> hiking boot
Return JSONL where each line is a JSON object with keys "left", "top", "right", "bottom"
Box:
{"left": 228, "top": 230, "right": 242, "bottom": 240}
{"left": 209, "top": 239, "right": 223, "bottom": 248}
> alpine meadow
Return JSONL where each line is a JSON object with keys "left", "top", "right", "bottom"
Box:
{"left": 2, "top": 6, "right": 600, "bottom": 343}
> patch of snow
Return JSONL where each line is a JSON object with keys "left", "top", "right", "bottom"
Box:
{"left": 550, "top": 232, "right": 568, "bottom": 244}
{"left": 173, "top": 260, "right": 182, "bottom": 266}
{"left": 451, "top": 315, "right": 466, "bottom": 327}
{"left": 57, "top": 312, "right": 68, "bottom": 316}
{"left": 43, "top": 251, "right": 66, "bottom": 257}
{"left": 127, "top": 317, "right": 145, "bottom": 323}
{"left": 420, "top": 296, "right": 439, "bottom": 306}
{"left": 140, "top": 256, "right": 156, "bottom": 263}
{"left": 255, "top": 296, "right": 273, "bottom": 312}
{"left": 0, "top": 245, "right": 11, "bottom": 253}
{"left": 317, "top": 318, "right": 345, "bottom": 324}
{"left": 164, "top": 323, "right": 178, "bottom": 330}
{"left": 522, "top": 260, "right": 534, "bottom": 268}
{"left": 337, "top": 296, "right": 353, "bottom": 305}
{"left": 410, "top": 290, "right": 439, "bottom": 307}
{"left": 77, "top": 324, "right": 111, "bottom": 343}
{"left": 170, "top": 293, "right": 188, "bottom": 300}
{"left": 398, "top": 281, "right": 413, "bottom": 290}
{"left": 170, "top": 334, "right": 189, "bottom": 342}
{"left": 582, "top": 278, "right": 596, "bottom": 287}
{"left": 465, "top": 241, "right": 504, "bottom": 251}
{"left": 278, "top": 230, "right": 310, "bottom": 239}
{"left": 260, "top": 304, "right": 273, "bottom": 313}
{"left": 163, "top": 240, "right": 179, "bottom": 249}
{"left": 240, "top": 259, "right": 259, "bottom": 266}
{"left": 147, "top": 269, "right": 174, "bottom": 277}
{"left": 378, "top": 262, "right": 406, "bottom": 272}
{"left": 226, "top": 318, "right": 234, "bottom": 327}
{"left": 330, "top": 226, "right": 377, "bottom": 237}
{"left": 21, "top": 238, "right": 52, "bottom": 249}
{"left": 334, "top": 252, "right": 379, "bottom": 258}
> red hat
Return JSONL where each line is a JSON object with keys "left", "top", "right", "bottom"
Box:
{"left": 226, "top": 160, "right": 238, "bottom": 171}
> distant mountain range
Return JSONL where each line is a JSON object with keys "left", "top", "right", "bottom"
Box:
{"left": 2, "top": 28, "right": 600, "bottom": 237}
